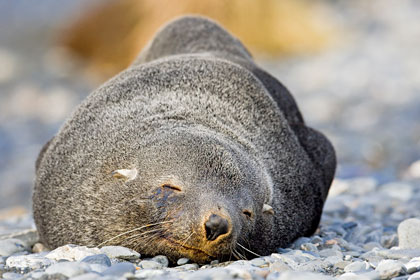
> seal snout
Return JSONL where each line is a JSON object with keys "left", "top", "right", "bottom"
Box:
{"left": 204, "top": 214, "right": 230, "bottom": 241}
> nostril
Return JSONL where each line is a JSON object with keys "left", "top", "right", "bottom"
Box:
{"left": 205, "top": 214, "right": 229, "bottom": 241}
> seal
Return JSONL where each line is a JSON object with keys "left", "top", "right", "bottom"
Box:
{"left": 33, "top": 16, "right": 336, "bottom": 263}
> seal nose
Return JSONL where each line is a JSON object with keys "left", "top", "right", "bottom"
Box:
{"left": 205, "top": 214, "right": 229, "bottom": 241}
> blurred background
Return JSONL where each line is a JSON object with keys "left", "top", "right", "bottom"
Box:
{"left": 1, "top": 0, "right": 420, "bottom": 214}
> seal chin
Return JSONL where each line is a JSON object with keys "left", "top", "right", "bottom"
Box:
{"left": 162, "top": 237, "right": 216, "bottom": 263}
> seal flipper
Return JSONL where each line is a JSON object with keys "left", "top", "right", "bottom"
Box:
{"left": 35, "top": 137, "right": 54, "bottom": 172}
{"left": 291, "top": 124, "right": 336, "bottom": 201}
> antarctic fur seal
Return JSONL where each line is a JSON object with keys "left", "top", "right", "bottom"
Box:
{"left": 33, "top": 16, "right": 336, "bottom": 263}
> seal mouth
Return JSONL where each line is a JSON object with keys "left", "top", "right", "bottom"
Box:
{"left": 162, "top": 236, "right": 216, "bottom": 262}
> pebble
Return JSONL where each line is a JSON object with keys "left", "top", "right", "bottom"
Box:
{"left": 177, "top": 257, "right": 190, "bottom": 265}
{"left": 269, "top": 260, "right": 291, "bottom": 272}
{"left": 99, "top": 245, "right": 140, "bottom": 260}
{"left": 344, "top": 261, "right": 372, "bottom": 273}
{"left": 32, "top": 243, "right": 49, "bottom": 253}
{"left": 152, "top": 255, "right": 169, "bottom": 267}
{"left": 2, "top": 272, "right": 22, "bottom": 280}
{"left": 405, "top": 257, "right": 420, "bottom": 274}
{"left": 375, "top": 259, "right": 407, "bottom": 279}
{"left": 81, "top": 254, "right": 112, "bottom": 267}
{"left": 6, "top": 253, "right": 54, "bottom": 270}
{"left": 69, "top": 272, "right": 102, "bottom": 280}
{"left": 378, "top": 249, "right": 420, "bottom": 260}
{"left": 409, "top": 272, "right": 420, "bottom": 280}
{"left": 101, "top": 262, "right": 136, "bottom": 276}
{"left": 139, "top": 260, "right": 163, "bottom": 269}
{"left": 46, "top": 245, "right": 100, "bottom": 261}
{"left": 45, "top": 261, "right": 91, "bottom": 278}
{"left": 398, "top": 219, "right": 420, "bottom": 249}
{"left": 0, "top": 238, "right": 27, "bottom": 256}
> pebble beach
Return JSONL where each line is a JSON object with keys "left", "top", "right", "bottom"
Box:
{"left": 1, "top": 0, "right": 420, "bottom": 279}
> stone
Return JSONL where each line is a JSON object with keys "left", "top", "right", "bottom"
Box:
{"left": 45, "top": 261, "right": 91, "bottom": 277}
{"left": 380, "top": 182, "right": 413, "bottom": 201}
{"left": 378, "top": 249, "right": 420, "bottom": 259}
{"left": 250, "top": 257, "right": 267, "bottom": 267}
{"left": 81, "top": 254, "right": 112, "bottom": 267}
{"left": 1, "top": 229, "right": 39, "bottom": 248}
{"left": 334, "top": 261, "right": 351, "bottom": 270}
{"left": 99, "top": 245, "right": 140, "bottom": 260}
{"left": 102, "top": 262, "right": 136, "bottom": 276}
{"left": 177, "top": 257, "right": 190, "bottom": 265}
{"left": 398, "top": 218, "right": 420, "bottom": 249}
{"left": 139, "top": 260, "right": 163, "bottom": 269}
{"left": 135, "top": 269, "right": 167, "bottom": 279}
{"left": 319, "top": 248, "right": 344, "bottom": 258}
{"left": 152, "top": 255, "right": 169, "bottom": 267}
{"left": 274, "top": 270, "right": 335, "bottom": 280}
{"left": 410, "top": 272, "right": 420, "bottom": 280}
{"left": 405, "top": 257, "right": 420, "bottom": 274}
{"left": 2, "top": 272, "right": 22, "bottom": 279}
{"left": 32, "top": 243, "right": 49, "bottom": 253}
{"left": 0, "top": 238, "right": 26, "bottom": 256}
{"left": 376, "top": 259, "right": 406, "bottom": 279}
{"left": 46, "top": 244, "right": 100, "bottom": 261}
{"left": 6, "top": 253, "right": 54, "bottom": 270}
{"left": 344, "top": 261, "right": 372, "bottom": 273}
{"left": 269, "top": 260, "right": 291, "bottom": 272}
{"left": 301, "top": 243, "right": 318, "bottom": 252}
{"left": 69, "top": 272, "right": 102, "bottom": 280}
{"left": 297, "top": 259, "right": 329, "bottom": 272}
{"left": 177, "top": 263, "right": 199, "bottom": 271}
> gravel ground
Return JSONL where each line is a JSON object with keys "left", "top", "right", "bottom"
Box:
{"left": 1, "top": 0, "right": 420, "bottom": 279}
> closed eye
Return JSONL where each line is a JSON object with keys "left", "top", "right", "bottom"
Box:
{"left": 242, "top": 210, "right": 253, "bottom": 218}
{"left": 162, "top": 184, "right": 182, "bottom": 192}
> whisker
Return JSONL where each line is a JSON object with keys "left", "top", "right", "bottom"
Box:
{"left": 237, "top": 242, "right": 260, "bottom": 257}
{"left": 181, "top": 231, "right": 195, "bottom": 247}
{"left": 97, "top": 220, "right": 172, "bottom": 247}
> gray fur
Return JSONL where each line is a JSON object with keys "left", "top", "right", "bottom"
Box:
{"left": 33, "top": 16, "right": 336, "bottom": 262}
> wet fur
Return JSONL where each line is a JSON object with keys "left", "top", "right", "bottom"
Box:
{"left": 33, "top": 16, "right": 336, "bottom": 263}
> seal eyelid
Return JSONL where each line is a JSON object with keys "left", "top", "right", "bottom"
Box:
{"left": 162, "top": 184, "right": 182, "bottom": 192}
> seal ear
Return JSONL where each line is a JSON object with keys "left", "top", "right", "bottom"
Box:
{"left": 263, "top": 204, "right": 274, "bottom": 215}
{"left": 112, "top": 168, "right": 138, "bottom": 181}
{"left": 35, "top": 137, "right": 54, "bottom": 172}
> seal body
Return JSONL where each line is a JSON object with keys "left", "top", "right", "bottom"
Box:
{"left": 33, "top": 16, "right": 336, "bottom": 263}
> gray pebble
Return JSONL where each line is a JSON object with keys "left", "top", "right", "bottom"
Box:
{"left": 269, "top": 260, "right": 291, "bottom": 272}
{"left": 409, "top": 272, "right": 420, "bottom": 280}
{"left": 177, "top": 263, "right": 199, "bottom": 271}
{"left": 344, "top": 261, "right": 371, "bottom": 273}
{"left": 45, "top": 261, "right": 91, "bottom": 278}
{"left": 151, "top": 255, "right": 169, "bottom": 267}
{"left": 378, "top": 249, "right": 420, "bottom": 259}
{"left": 81, "top": 254, "right": 111, "bottom": 267}
{"left": 32, "top": 243, "right": 49, "bottom": 253}
{"left": 376, "top": 259, "right": 406, "bottom": 279}
{"left": 135, "top": 268, "right": 167, "bottom": 279}
{"left": 69, "top": 272, "right": 102, "bottom": 280}
{"left": 0, "top": 238, "right": 26, "bottom": 256}
{"left": 210, "top": 260, "right": 219, "bottom": 265}
{"left": 6, "top": 253, "right": 53, "bottom": 270}
{"left": 2, "top": 272, "right": 22, "bottom": 280}
{"left": 89, "top": 264, "right": 109, "bottom": 273}
{"left": 273, "top": 270, "right": 335, "bottom": 280}
{"left": 99, "top": 245, "right": 140, "bottom": 260}
{"left": 334, "top": 261, "right": 351, "bottom": 270}
{"left": 319, "top": 248, "right": 343, "bottom": 258}
{"left": 102, "top": 262, "right": 136, "bottom": 276}
{"left": 398, "top": 219, "right": 420, "bottom": 249}
{"left": 250, "top": 257, "right": 267, "bottom": 267}
{"left": 301, "top": 243, "right": 318, "bottom": 252}
{"left": 177, "top": 257, "right": 190, "bottom": 265}
{"left": 405, "top": 257, "right": 420, "bottom": 274}
{"left": 139, "top": 260, "right": 163, "bottom": 269}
